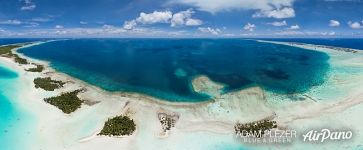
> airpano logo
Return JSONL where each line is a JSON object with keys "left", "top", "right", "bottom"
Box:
{"left": 236, "top": 127, "right": 353, "bottom": 144}
{"left": 302, "top": 129, "right": 353, "bottom": 142}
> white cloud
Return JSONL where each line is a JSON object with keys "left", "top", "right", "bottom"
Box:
{"left": 24, "top": 22, "right": 39, "bottom": 28}
{"left": 136, "top": 11, "right": 172, "bottom": 24}
{"left": 102, "top": 24, "right": 114, "bottom": 29}
{"left": 0, "top": 27, "right": 355, "bottom": 38}
{"left": 0, "top": 20, "right": 22, "bottom": 25}
{"left": 320, "top": 31, "right": 336, "bottom": 36}
{"left": 99, "top": 25, "right": 128, "bottom": 34}
{"left": 21, "top": 4, "right": 36, "bottom": 10}
{"left": 171, "top": 9, "right": 202, "bottom": 27}
{"left": 274, "top": 30, "right": 303, "bottom": 35}
{"left": 55, "top": 25, "right": 64, "bottom": 29}
{"left": 168, "top": 0, "right": 294, "bottom": 14}
{"left": 32, "top": 17, "right": 51, "bottom": 22}
{"left": 123, "top": 20, "right": 137, "bottom": 30}
{"left": 0, "top": 19, "right": 42, "bottom": 27}
{"left": 185, "top": 18, "right": 203, "bottom": 26}
{"left": 54, "top": 30, "right": 68, "bottom": 35}
{"left": 288, "top": 25, "right": 300, "bottom": 30}
{"left": 324, "top": 31, "right": 336, "bottom": 36}
{"left": 50, "top": 27, "right": 126, "bottom": 36}
{"left": 348, "top": 21, "right": 363, "bottom": 29}
{"left": 20, "top": 0, "right": 36, "bottom": 11}
{"left": 80, "top": 21, "right": 88, "bottom": 25}
{"left": 267, "top": 20, "right": 287, "bottom": 26}
{"left": 171, "top": 10, "right": 190, "bottom": 27}
{"left": 253, "top": 7, "right": 295, "bottom": 19}
{"left": 243, "top": 23, "right": 255, "bottom": 31}
{"left": 0, "top": 27, "right": 195, "bottom": 38}
{"left": 329, "top": 31, "right": 336, "bottom": 35}
{"left": 124, "top": 9, "right": 202, "bottom": 29}
{"left": 223, "top": 33, "right": 236, "bottom": 37}
{"left": 275, "top": 30, "right": 337, "bottom": 36}
{"left": 198, "top": 27, "right": 221, "bottom": 35}
{"left": 329, "top": 20, "right": 340, "bottom": 27}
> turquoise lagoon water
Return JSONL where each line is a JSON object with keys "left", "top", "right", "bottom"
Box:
{"left": 0, "top": 65, "right": 36, "bottom": 150}
{"left": 18, "top": 39, "right": 330, "bottom": 102}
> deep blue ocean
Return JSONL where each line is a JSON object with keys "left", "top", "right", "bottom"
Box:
{"left": 18, "top": 39, "right": 330, "bottom": 102}
{"left": 262, "top": 38, "right": 363, "bottom": 50}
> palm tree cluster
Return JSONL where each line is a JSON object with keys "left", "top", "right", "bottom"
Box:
{"left": 234, "top": 120, "right": 277, "bottom": 138}
{"left": 99, "top": 116, "right": 136, "bottom": 136}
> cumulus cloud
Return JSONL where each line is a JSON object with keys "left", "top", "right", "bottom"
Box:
{"left": 0, "top": 20, "right": 22, "bottom": 25}
{"left": 185, "top": 18, "right": 203, "bottom": 26}
{"left": 136, "top": 11, "right": 172, "bottom": 24}
{"left": 123, "top": 9, "right": 202, "bottom": 30}
{"left": 348, "top": 21, "right": 363, "bottom": 29}
{"left": 329, "top": 20, "right": 340, "bottom": 27}
{"left": 288, "top": 25, "right": 300, "bottom": 30}
{"left": 171, "top": 10, "right": 190, "bottom": 27}
{"left": 123, "top": 20, "right": 137, "bottom": 30}
{"left": 171, "top": 9, "right": 202, "bottom": 27}
{"left": 267, "top": 20, "right": 287, "bottom": 26}
{"left": 168, "top": 0, "right": 294, "bottom": 14}
{"left": 253, "top": 7, "right": 295, "bottom": 19}
{"left": 20, "top": 0, "right": 36, "bottom": 11}
{"left": 55, "top": 25, "right": 64, "bottom": 29}
{"left": 198, "top": 27, "right": 221, "bottom": 35}
{"left": 243, "top": 23, "right": 256, "bottom": 31}
{"left": 169, "top": 0, "right": 295, "bottom": 19}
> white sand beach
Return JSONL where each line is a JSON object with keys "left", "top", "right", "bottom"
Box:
{"left": 1, "top": 40, "right": 363, "bottom": 150}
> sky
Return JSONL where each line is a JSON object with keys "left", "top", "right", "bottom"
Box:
{"left": 0, "top": 0, "right": 363, "bottom": 38}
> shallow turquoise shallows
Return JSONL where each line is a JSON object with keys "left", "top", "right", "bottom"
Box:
{"left": 18, "top": 39, "right": 330, "bottom": 102}
{"left": 0, "top": 65, "right": 35, "bottom": 150}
